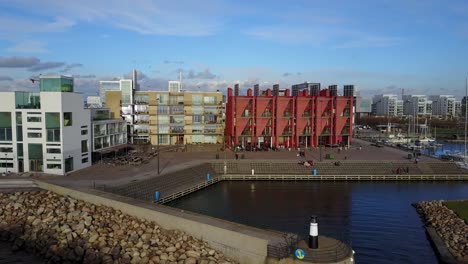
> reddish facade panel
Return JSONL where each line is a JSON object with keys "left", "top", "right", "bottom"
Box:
{"left": 225, "top": 88, "right": 353, "bottom": 148}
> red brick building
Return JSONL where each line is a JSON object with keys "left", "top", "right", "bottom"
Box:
{"left": 225, "top": 87, "right": 353, "bottom": 149}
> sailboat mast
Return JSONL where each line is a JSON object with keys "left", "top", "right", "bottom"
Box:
{"left": 464, "top": 77, "right": 467, "bottom": 163}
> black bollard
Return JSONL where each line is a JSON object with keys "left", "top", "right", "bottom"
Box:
{"left": 309, "top": 216, "right": 318, "bottom": 249}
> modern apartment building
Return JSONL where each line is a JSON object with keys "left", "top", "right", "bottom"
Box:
{"left": 430, "top": 95, "right": 457, "bottom": 118}
{"left": 0, "top": 76, "right": 92, "bottom": 175}
{"left": 225, "top": 86, "right": 353, "bottom": 148}
{"left": 105, "top": 85, "right": 224, "bottom": 145}
{"left": 89, "top": 108, "right": 127, "bottom": 152}
{"left": 402, "top": 95, "right": 432, "bottom": 116}
{"left": 371, "top": 94, "right": 403, "bottom": 116}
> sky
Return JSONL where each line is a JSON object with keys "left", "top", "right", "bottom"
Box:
{"left": 1, "top": 0, "right": 468, "bottom": 99}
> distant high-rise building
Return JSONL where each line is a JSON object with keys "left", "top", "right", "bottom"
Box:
{"left": 99, "top": 79, "right": 133, "bottom": 107}
{"left": 273, "top": 84, "right": 280, "bottom": 96}
{"left": 291, "top": 82, "right": 320, "bottom": 96}
{"left": 328, "top": 85, "right": 338, "bottom": 96}
{"left": 168, "top": 81, "right": 181, "bottom": 92}
{"left": 402, "top": 95, "right": 432, "bottom": 116}
{"left": 429, "top": 95, "right": 456, "bottom": 118}
{"left": 86, "top": 96, "right": 102, "bottom": 108}
{"left": 254, "top": 84, "right": 260, "bottom": 96}
{"left": 372, "top": 94, "right": 403, "bottom": 116}
{"left": 234, "top": 84, "right": 240, "bottom": 96}
{"left": 344, "top": 85, "right": 355, "bottom": 97}
{"left": 310, "top": 83, "right": 320, "bottom": 96}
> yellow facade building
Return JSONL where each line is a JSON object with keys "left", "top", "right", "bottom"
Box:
{"left": 106, "top": 90, "right": 224, "bottom": 145}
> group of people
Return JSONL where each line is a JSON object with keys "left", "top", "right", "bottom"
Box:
{"left": 393, "top": 167, "right": 410, "bottom": 174}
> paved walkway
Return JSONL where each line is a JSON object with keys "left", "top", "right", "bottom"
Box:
{"left": 1, "top": 139, "right": 440, "bottom": 189}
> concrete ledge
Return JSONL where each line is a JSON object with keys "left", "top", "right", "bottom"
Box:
{"left": 426, "top": 227, "right": 459, "bottom": 264}
{"left": 34, "top": 180, "right": 283, "bottom": 264}
{"left": 222, "top": 174, "right": 468, "bottom": 181}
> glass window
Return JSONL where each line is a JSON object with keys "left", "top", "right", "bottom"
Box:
{"left": 192, "top": 125, "right": 203, "bottom": 133}
{"left": 158, "top": 94, "right": 168, "bottom": 105}
{"left": 16, "top": 126, "right": 23, "bottom": 141}
{"left": 28, "top": 144, "right": 43, "bottom": 159}
{"left": 82, "top": 157, "right": 88, "bottom": 163}
{"left": 28, "top": 132, "right": 42, "bottom": 138}
{"left": 17, "top": 143, "right": 23, "bottom": 158}
{"left": 27, "top": 116, "right": 41, "bottom": 122}
{"left": 47, "top": 164, "right": 62, "bottom": 169}
{"left": 47, "top": 129, "right": 60, "bottom": 142}
{"left": 192, "top": 106, "right": 203, "bottom": 115}
{"left": 0, "top": 128, "right": 13, "bottom": 141}
{"left": 47, "top": 148, "right": 61, "bottom": 154}
{"left": 192, "top": 94, "right": 202, "bottom": 105}
{"left": 81, "top": 129, "right": 88, "bottom": 135}
{"left": 203, "top": 96, "right": 216, "bottom": 104}
{"left": 63, "top": 112, "right": 72, "bottom": 126}
{"left": 15, "top": 92, "right": 41, "bottom": 109}
{"left": 15, "top": 112, "right": 22, "bottom": 124}
{"left": 192, "top": 115, "right": 202, "bottom": 123}
{"left": 157, "top": 106, "right": 168, "bottom": 114}
{"left": 81, "top": 140, "right": 88, "bottom": 153}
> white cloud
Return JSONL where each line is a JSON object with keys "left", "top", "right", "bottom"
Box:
{"left": 2, "top": 0, "right": 224, "bottom": 36}
{"left": 7, "top": 41, "right": 48, "bottom": 53}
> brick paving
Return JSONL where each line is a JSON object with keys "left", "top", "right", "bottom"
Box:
{"left": 28, "top": 139, "right": 449, "bottom": 189}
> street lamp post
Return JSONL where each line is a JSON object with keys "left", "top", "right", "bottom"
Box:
{"left": 156, "top": 97, "right": 160, "bottom": 175}
{"left": 5, "top": 153, "right": 8, "bottom": 175}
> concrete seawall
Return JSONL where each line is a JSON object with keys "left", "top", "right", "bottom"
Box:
{"left": 33, "top": 180, "right": 283, "bottom": 263}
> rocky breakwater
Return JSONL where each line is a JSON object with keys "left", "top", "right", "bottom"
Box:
{"left": 414, "top": 200, "right": 468, "bottom": 263}
{"left": 0, "top": 191, "right": 236, "bottom": 264}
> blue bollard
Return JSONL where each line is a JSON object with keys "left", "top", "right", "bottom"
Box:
{"left": 207, "top": 173, "right": 211, "bottom": 181}
{"left": 155, "top": 191, "right": 160, "bottom": 201}
{"left": 313, "top": 169, "right": 317, "bottom": 176}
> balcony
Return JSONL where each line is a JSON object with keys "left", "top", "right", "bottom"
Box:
{"left": 134, "top": 100, "right": 149, "bottom": 105}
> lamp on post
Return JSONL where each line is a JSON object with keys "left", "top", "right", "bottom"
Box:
{"left": 156, "top": 97, "right": 160, "bottom": 175}
{"left": 4, "top": 153, "right": 7, "bottom": 175}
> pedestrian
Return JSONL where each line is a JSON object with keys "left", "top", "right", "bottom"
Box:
{"left": 235, "top": 153, "right": 239, "bottom": 160}
{"left": 344, "top": 156, "right": 347, "bottom": 160}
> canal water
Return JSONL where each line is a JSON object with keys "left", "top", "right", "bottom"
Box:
{"left": 168, "top": 181, "right": 468, "bottom": 264}
{"left": 423, "top": 142, "right": 467, "bottom": 157}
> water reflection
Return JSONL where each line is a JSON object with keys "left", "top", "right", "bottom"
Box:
{"left": 168, "top": 181, "right": 468, "bottom": 264}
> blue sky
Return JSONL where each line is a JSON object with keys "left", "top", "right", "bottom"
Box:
{"left": 0, "top": 0, "right": 468, "bottom": 98}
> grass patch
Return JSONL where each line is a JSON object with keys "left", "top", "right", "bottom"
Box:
{"left": 444, "top": 200, "right": 468, "bottom": 223}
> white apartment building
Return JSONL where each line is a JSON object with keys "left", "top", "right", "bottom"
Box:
{"left": 402, "top": 95, "right": 432, "bottom": 116}
{"left": 0, "top": 76, "right": 91, "bottom": 175}
{"left": 429, "top": 95, "right": 456, "bottom": 118}
{"left": 372, "top": 94, "right": 403, "bottom": 116}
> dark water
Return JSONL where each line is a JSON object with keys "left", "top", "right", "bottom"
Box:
{"left": 423, "top": 142, "right": 467, "bottom": 157}
{"left": 168, "top": 181, "right": 468, "bottom": 264}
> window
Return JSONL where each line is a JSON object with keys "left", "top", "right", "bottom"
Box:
{"left": 0, "top": 128, "right": 12, "bottom": 141}
{"left": 27, "top": 116, "right": 42, "bottom": 122}
{"left": 192, "top": 94, "right": 203, "bottom": 105}
{"left": 81, "top": 140, "right": 88, "bottom": 153}
{"left": 28, "top": 132, "right": 42, "bottom": 138}
{"left": 63, "top": 112, "right": 72, "bottom": 126}
{"left": 81, "top": 129, "right": 88, "bottom": 135}
{"left": 47, "top": 129, "right": 60, "bottom": 142}
{"left": 16, "top": 112, "right": 22, "bottom": 124}
{"left": 82, "top": 157, "right": 88, "bottom": 163}
{"left": 203, "top": 96, "right": 216, "bottom": 104}
{"left": 192, "top": 115, "right": 202, "bottom": 124}
{"left": 16, "top": 126, "right": 23, "bottom": 141}
{"left": 47, "top": 148, "right": 61, "bottom": 154}
{"left": 47, "top": 164, "right": 61, "bottom": 169}
{"left": 0, "top": 147, "right": 13, "bottom": 152}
